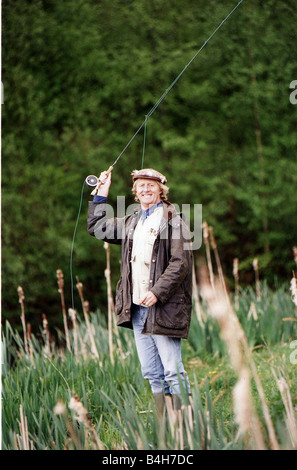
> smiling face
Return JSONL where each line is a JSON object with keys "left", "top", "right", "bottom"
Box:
{"left": 134, "top": 178, "right": 162, "bottom": 210}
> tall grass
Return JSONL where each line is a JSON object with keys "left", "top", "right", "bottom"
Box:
{"left": 2, "top": 230, "right": 297, "bottom": 450}
{"left": 2, "top": 276, "right": 297, "bottom": 450}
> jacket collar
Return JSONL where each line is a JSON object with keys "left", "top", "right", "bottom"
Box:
{"left": 133, "top": 200, "right": 176, "bottom": 221}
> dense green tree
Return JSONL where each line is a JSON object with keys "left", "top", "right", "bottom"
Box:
{"left": 2, "top": 0, "right": 297, "bottom": 328}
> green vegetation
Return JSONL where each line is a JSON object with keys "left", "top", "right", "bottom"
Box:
{"left": 2, "top": 0, "right": 297, "bottom": 451}
{"left": 2, "top": 282, "right": 297, "bottom": 450}
{"left": 2, "top": 0, "right": 297, "bottom": 324}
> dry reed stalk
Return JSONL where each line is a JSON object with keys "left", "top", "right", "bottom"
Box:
{"left": 54, "top": 399, "right": 82, "bottom": 450}
{"left": 203, "top": 253, "right": 276, "bottom": 450}
{"left": 165, "top": 395, "right": 177, "bottom": 437}
{"left": 181, "top": 400, "right": 194, "bottom": 450}
{"left": 228, "top": 299, "right": 279, "bottom": 449}
{"left": 290, "top": 274, "right": 297, "bottom": 308}
{"left": 68, "top": 308, "right": 79, "bottom": 358}
{"left": 252, "top": 258, "right": 261, "bottom": 301}
{"left": 164, "top": 396, "right": 191, "bottom": 450}
{"left": 184, "top": 405, "right": 194, "bottom": 450}
{"left": 26, "top": 323, "right": 34, "bottom": 365}
{"left": 205, "top": 410, "right": 211, "bottom": 449}
{"left": 208, "top": 226, "right": 229, "bottom": 302}
{"left": 54, "top": 399, "right": 67, "bottom": 416}
{"left": 69, "top": 393, "right": 105, "bottom": 450}
{"left": 232, "top": 367, "right": 261, "bottom": 445}
{"left": 42, "top": 314, "right": 51, "bottom": 357}
{"left": 192, "top": 262, "right": 206, "bottom": 328}
{"left": 271, "top": 369, "right": 297, "bottom": 449}
{"left": 188, "top": 395, "right": 194, "bottom": 432}
{"left": 16, "top": 405, "right": 34, "bottom": 450}
{"left": 209, "top": 270, "right": 280, "bottom": 449}
{"left": 199, "top": 267, "right": 268, "bottom": 449}
{"left": 17, "top": 286, "right": 28, "bottom": 355}
{"left": 101, "top": 242, "right": 126, "bottom": 359}
{"left": 177, "top": 409, "right": 184, "bottom": 450}
{"left": 56, "top": 269, "right": 71, "bottom": 353}
{"left": 76, "top": 277, "right": 100, "bottom": 360}
{"left": 247, "top": 302, "right": 258, "bottom": 321}
{"left": 233, "top": 258, "right": 239, "bottom": 310}
{"left": 135, "top": 432, "right": 144, "bottom": 450}
{"left": 202, "top": 222, "right": 215, "bottom": 291}
{"left": 244, "top": 348, "right": 280, "bottom": 450}
{"left": 77, "top": 325, "right": 88, "bottom": 359}
{"left": 212, "top": 389, "right": 226, "bottom": 406}
{"left": 196, "top": 409, "right": 206, "bottom": 449}
{"left": 104, "top": 242, "right": 115, "bottom": 365}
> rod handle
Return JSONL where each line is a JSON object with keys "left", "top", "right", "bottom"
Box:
{"left": 90, "top": 166, "right": 114, "bottom": 196}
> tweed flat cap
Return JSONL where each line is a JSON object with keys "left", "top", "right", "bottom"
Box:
{"left": 131, "top": 168, "right": 167, "bottom": 184}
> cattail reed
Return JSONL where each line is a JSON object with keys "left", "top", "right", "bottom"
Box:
{"left": 56, "top": 269, "right": 71, "bottom": 353}
{"left": 26, "top": 323, "right": 35, "bottom": 365}
{"left": 177, "top": 409, "right": 184, "bottom": 450}
{"left": 184, "top": 397, "right": 194, "bottom": 449}
{"left": 54, "top": 399, "right": 67, "bottom": 416}
{"left": 208, "top": 226, "right": 229, "bottom": 301}
{"left": 271, "top": 369, "right": 297, "bottom": 449}
{"left": 252, "top": 258, "right": 261, "bottom": 301}
{"left": 69, "top": 393, "right": 105, "bottom": 450}
{"left": 202, "top": 222, "right": 215, "bottom": 290}
{"left": 54, "top": 398, "right": 81, "bottom": 450}
{"left": 248, "top": 301, "right": 258, "bottom": 321}
{"left": 17, "top": 286, "right": 28, "bottom": 355}
{"left": 15, "top": 405, "right": 34, "bottom": 450}
{"left": 203, "top": 266, "right": 279, "bottom": 449}
{"left": 76, "top": 277, "right": 99, "bottom": 360}
{"left": 290, "top": 275, "right": 297, "bottom": 308}
{"left": 233, "top": 258, "right": 239, "bottom": 310}
{"left": 192, "top": 262, "right": 206, "bottom": 328}
{"left": 42, "top": 314, "right": 51, "bottom": 357}
{"left": 104, "top": 242, "right": 115, "bottom": 365}
{"left": 68, "top": 308, "right": 78, "bottom": 358}
{"left": 232, "top": 366, "right": 264, "bottom": 447}
{"left": 68, "top": 307, "right": 87, "bottom": 359}
{"left": 102, "top": 244, "right": 124, "bottom": 359}
{"left": 165, "top": 395, "right": 177, "bottom": 438}
{"left": 199, "top": 265, "right": 269, "bottom": 449}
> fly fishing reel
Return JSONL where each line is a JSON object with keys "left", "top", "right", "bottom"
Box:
{"left": 85, "top": 166, "right": 114, "bottom": 195}
{"left": 85, "top": 175, "right": 99, "bottom": 187}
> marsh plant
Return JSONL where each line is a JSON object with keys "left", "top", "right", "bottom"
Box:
{"left": 2, "top": 237, "right": 297, "bottom": 450}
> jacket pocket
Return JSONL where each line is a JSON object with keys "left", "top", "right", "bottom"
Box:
{"left": 115, "top": 278, "right": 123, "bottom": 315}
{"left": 155, "top": 293, "right": 191, "bottom": 330}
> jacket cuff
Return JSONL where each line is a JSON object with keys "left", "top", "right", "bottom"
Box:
{"left": 93, "top": 195, "right": 107, "bottom": 203}
{"left": 150, "top": 286, "right": 168, "bottom": 304}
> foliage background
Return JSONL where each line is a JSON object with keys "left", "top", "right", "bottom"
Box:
{"left": 2, "top": 0, "right": 297, "bottom": 327}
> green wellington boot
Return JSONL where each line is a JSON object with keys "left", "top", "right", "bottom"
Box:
{"left": 153, "top": 393, "right": 166, "bottom": 422}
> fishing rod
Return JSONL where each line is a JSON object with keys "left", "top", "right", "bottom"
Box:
{"left": 85, "top": 0, "right": 245, "bottom": 195}
{"left": 71, "top": 0, "right": 246, "bottom": 312}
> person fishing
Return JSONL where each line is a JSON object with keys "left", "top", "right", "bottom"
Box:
{"left": 87, "top": 168, "right": 193, "bottom": 417}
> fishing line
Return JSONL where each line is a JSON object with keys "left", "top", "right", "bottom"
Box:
{"left": 66, "top": 181, "right": 86, "bottom": 393}
{"left": 141, "top": 115, "right": 148, "bottom": 169}
{"left": 111, "top": 0, "right": 245, "bottom": 169}
{"left": 70, "top": 180, "right": 86, "bottom": 311}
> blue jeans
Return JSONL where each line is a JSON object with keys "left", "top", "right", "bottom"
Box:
{"left": 132, "top": 304, "right": 191, "bottom": 396}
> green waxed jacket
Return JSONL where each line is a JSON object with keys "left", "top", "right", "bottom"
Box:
{"left": 87, "top": 199, "right": 193, "bottom": 339}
